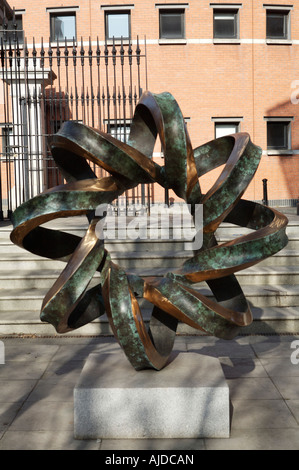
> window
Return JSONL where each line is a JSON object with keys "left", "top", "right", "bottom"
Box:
{"left": 212, "top": 118, "right": 242, "bottom": 139}
{"left": 263, "top": 5, "right": 293, "bottom": 43}
{"left": 215, "top": 121, "right": 240, "bottom": 138}
{"left": 213, "top": 9, "right": 239, "bottom": 39}
{"left": 155, "top": 4, "right": 188, "bottom": 43}
{"left": 0, "top": 14, "right": 24, "bottom": 44}
{"left": 0, "top": 125, "right": 13, "bottom": 155}
{"left": 266, "top": 10, "right": 290, "bottom": 39}
{"left": 159, "top": 9, "right": 185, "bottom": 39}
{"left": 105, "top": 11, "right": 131, "bottom": 40}
{"left": 267, "top": 120, "right": 291, "bottom": 150}
{"left": 106, "top": 120, "right": 131, "bottom": 143}
{"left": 49, "top": 11, "right": 77, "bottom": 42}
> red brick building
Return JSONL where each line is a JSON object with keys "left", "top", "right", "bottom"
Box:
{"left": 1, "top": 0, "right": 299, "bottom": 214}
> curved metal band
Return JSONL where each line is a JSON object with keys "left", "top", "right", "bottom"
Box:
{"left": 10, "top": 91, "right": 288, "bottom": 370}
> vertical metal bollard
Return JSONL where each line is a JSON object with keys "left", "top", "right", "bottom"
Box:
{"left": 262, "top": 178, "right": 268, "bottom": 206}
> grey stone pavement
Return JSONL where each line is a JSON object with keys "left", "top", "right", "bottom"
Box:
{"left": 1, "top": 333, "right": 299, "bottom": 450}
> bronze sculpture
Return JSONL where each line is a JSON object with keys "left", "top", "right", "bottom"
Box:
{"left": 10, "top": 91, "right": 288, "bottom": 370}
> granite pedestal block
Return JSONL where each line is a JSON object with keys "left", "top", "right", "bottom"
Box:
{"left": 74, "top": 351, "right": 230, "bottom": 439}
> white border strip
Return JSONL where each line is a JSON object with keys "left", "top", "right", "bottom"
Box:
{"left": 46, "top": 6, "right": 80, "bottom": 13}
{"left": 23, "top": 38, "right": 299, "bottom": 48}
{"left": 263, "top": 4, "right": 293, "bottom": 10}
{"left": 155, "top": 3, "right": 189, "bottom": 9}
{"left": 210, "top": 3, "right": 243, "bottom": 8}
{"left": 100, "top": 4, "right": 135, "bottom": 10}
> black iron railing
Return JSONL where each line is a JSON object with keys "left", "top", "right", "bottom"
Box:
{"left": 0, "top": 15, "right": 149, "bottom": 219}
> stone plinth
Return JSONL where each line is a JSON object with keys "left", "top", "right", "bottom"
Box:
{"left": 74, "top": 352, "right": 230, "bottom": 439}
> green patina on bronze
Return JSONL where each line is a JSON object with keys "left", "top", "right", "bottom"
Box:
{"left": 10, "top": 91, "right": 289, "bottom": 371}
{"left": 104, "top": 264, "right": 162, "bottom": 371}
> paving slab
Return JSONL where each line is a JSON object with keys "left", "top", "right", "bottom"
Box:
{"left": 227, "top": 377, "right": 283, "bottom": 400}
{"left": 186, "top": 340, "right": 256, "bottom": 358}
{"left": 237, "top": 334, "right": 299, "bottom": 344}
{"left": 230, "top": 399, "right": 299, "bottom": 429}
{"left": 25, "top": 380, "right": 75, "bottom": 403}
{"left": 49, "top": 344, "right": 110, "bottom": 362}
{"left": 0, "top": 379, "right": 36, "bottom": 403}
{"left": 99, "top": 438, "right": 205, "bottom": 451}
{"left": 41, "top": 360, "right": 86, "bottom": 383}
{"left": 219, "top": 357, "right": 268, "bottom": 378}
{"left": 270, "top": 376, "right": 299, "bottom": 400}
{"left": 0, "top": 403, "right": 21, "bottom": 431}
{"left": 285, "top": 400, "right": 299, "bottom": 424}
{"left": 205, "top": 428, "right": 299, "bottom": 450}
{"left": 260, "top": 356, "right": 299, "bottom": 377}
{"left": 251, "top": 341, "right": 297, "bottom": 358}
{"left": 0, "top": 430, "right": 101, "bottom": 450}
{"left": 9, "top": 401, "right": 74, "bottom": 431}
{"left": 0, "top": 361, "right": 49, "bottom": 380}
{"left": 2, "top": 344, "right": 59, "bottom": 362}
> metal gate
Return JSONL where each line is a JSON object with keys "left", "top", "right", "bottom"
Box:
{"left": 0, "top": 23, "right": 149, "bottom": 219}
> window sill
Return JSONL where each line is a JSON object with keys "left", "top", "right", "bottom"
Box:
{"left": 0, "top": 43, "right": 24, "bottom": 49}
{"left": 50, "top": 39, "right": 77, "bottom": 47}
{"left": 158, "top": 38, "right": 187, "bottom": 45}
{"left": 266, "top": 39, "right": 292, "bottom": 45}
{"left": 105, "top": 39, "right": 131, "bottom": 46}
{"left": 213, "top": 38, "right": 241, "bottom": 44}
{"left": 266, "top": 149, "right": 294, "bottom": 155}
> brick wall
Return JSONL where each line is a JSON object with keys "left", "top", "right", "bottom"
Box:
{"left": 5, "top": 0, "right": 299, "bottom": 206}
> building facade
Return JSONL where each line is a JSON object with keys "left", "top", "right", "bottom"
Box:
{"left": 0, "top": 0, "right": 299, "bottom": 217}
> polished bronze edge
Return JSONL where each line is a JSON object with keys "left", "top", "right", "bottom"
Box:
{"left": 129, "top": 289, "right": 169, "bottom": 370}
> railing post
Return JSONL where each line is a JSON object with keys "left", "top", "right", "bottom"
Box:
{"left": 20, "top": 96, "right": 29, "bottom": 201}
{"left": 262, "top": 178, "right": 268, "bottom": 206}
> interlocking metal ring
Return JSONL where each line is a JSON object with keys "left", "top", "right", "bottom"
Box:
{"left": 10, "top": 91, "right": 288, "bottom": 370}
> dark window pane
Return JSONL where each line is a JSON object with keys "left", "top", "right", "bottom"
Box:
{"left": 106, "top": 12, "right": 130, "bottom": 39}
{"left": 0, "top": 15, "right": 24, "bottom": 43}
{"left": 50, "top": 14, "right": 76, "bottom": 41}
{"left": 266, "top": 12, "right": 288, "bottom": 39}
{"left": 267, "top": 122, "right": 289, "bottom": 149}
{"left": 214, "top": 10, "right": 237, "bottom": 39}
{"left": 2, "top": 127, "right": 12, "bottom": 154}
{"left": 160, "top": 10, "right": 184, "bottom": 39}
